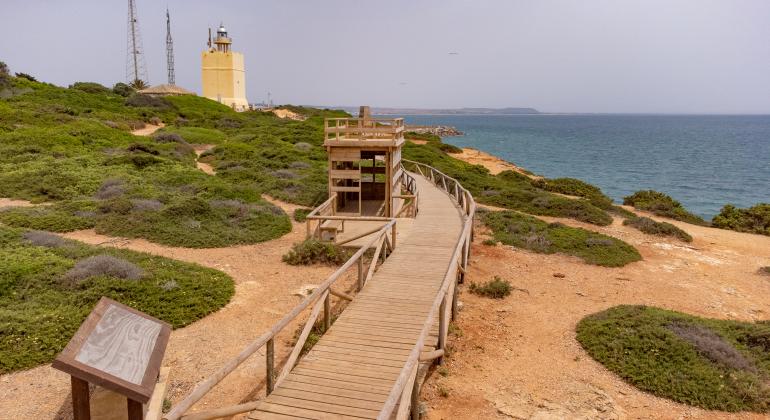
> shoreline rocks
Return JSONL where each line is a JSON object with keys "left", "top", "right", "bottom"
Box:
{"left": 406, "top": 125, "right": 464, "bottom": 137}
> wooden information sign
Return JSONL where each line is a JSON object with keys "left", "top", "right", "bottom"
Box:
{"left": 52, "top": 297, "right": 171, "bottom": 420}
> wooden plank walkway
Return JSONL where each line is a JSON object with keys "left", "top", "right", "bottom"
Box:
{"left": 249, "top": 174, "right": 464, "bottom": 420}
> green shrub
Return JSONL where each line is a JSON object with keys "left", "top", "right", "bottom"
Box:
{"left": 577, "top": 305, "right": 770, "bottom": 412}
{"left": 293, "top": 208, "right": 312, "bottom": 222}
{"left": 125, "top": 93, "right": 172, "bottom": 109}
{"left": 282, "top": 239, "right": 350, "bottom": 265}
{"left": 532, "top": 177, "right": 614, "bottom": 209}
{"left": 712, "top": 204, "right": 770, "bottom": 236}
{"left": 623, "top": 190, "right": 707, "bottom": 226}
{"left": 69, "top": 82, "right": 110, "bottom": 94}
{"left": 623, "top": 216, "right": 693, "bottom": 242}
{"left": 482, "top": 210, "right": 641, "bottom": 267}
{"left": 759, "top": 266, "right": 770, "bottom": 276}
{"left": 112, "top": 82, "right": 135, "bottom": 97}
{"left": 468, "top": 276, "right": 512, "bottom": 299}
{"left": 15, "top": 72, "right": 37, "bottom": 82}
{"left": 0, "top": 225, "right": 234, "bottom": 373}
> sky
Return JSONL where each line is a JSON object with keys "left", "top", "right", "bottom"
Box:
{"left": 2, "top": 0, "right": 769, "bottom": 113}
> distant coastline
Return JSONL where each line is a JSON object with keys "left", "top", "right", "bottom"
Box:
{"left": 318, "top": 106, "right": 541, "bottom": 116}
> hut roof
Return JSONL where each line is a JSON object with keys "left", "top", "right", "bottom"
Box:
{"left": 137, "top": 84, "right": 195, "bottom": 96}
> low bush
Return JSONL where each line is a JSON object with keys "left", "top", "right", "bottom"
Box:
{"left": 482, "top": 210, "right": 641, "bottom": 267}
{"left": 759, "top": 266, "right": 770, "bottom": 276}
{"left": 532, "top": 177, "right": 614, "bottom": 209}
{"left": 70, "top": 82, "right": 110, "bottom": 94}
{"left": 712, "top": 203, "right": 770, "bottom": 236}
{"left": 468, "top": 276, "right": 512, "bottom": 299}
{"left": 623, "top": 216, "right": 693, "bottom": 242}
{"left": 0, "top": 225, "right": 234, "bottom": 373}
{"left": 112, "top": 82, "right": 134, "bottom": 97}
{"left": 293, "top": 208, "right": 312, "bottom": 222}
{"left": 22, "top": 230, "right": 65, "bottom": 248}
{"left": 282, "top": 239, "right": 350, "bottom": 265}
{"left": 577, "top": 305, "right": 770, "bottom": 412}
{"left": 125, "top": 94, "right": 172, "bottom": 109}
{"left": 623, "top": 190, "right": 707, "bottom": 226}
{"left": 63, "top": 254, "right": 145, "bottom": 286}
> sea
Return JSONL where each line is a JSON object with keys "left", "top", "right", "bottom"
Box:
{"left": 401, "top": 114, "right": 770, "bottom": 220}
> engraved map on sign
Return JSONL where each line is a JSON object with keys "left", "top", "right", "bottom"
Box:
{"left": 75, "top": 305, "right": 162, "bottom": 384}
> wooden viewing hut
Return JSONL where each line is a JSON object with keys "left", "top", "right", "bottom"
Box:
{"left": 324, "top": 106, "right": 405, "bottom": 217}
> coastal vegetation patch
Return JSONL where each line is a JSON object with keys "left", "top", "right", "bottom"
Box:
{"left": 403, "top": 134, "right": 614, "bottom": 226}
{"left": 623, "top": 216, "right": 693, "bottom": 242}
{"left": 0, "top": 73, "right": 354, "bottom": 247}
{"left": 577, "top": 305, "right": 770, "bottom": 412}
{"left": 468, "top": 276, "right": 512, "bottom": 299}
{"left": 282, "top": 239, "right": 350, "bottom": 265}
{"left": 712, "top": 203, "right": 770, "bottom": 237}
{"left": 532, "top": 177, "right": 636, "bottom": 218}
{"left": 623, "top": 190, "right": 707, "bottom": 226}
{"left": 0, "top": 225, "right": 234, "bottom": 373}
{"left": 481, "top": 210, "right": 641, "bottom": 267}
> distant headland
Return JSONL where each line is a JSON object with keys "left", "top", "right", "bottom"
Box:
{"left": 330, "top": 106, "right": 541, "bottom": 116}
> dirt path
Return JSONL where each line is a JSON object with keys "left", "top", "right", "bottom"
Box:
{"left": 422, "top": 210, "right": 770, "bottom": 419}
{"left": 0, "top": 197, "right": 342, "bottom": 419}
{"left": 0, "top": 198, "right": 43, "bottom": 208}
{"left": 193, "top": 144, "right": 216, "bottom": 175}
{"left": 130, "top": 122, "right": 165, "bottom": 136}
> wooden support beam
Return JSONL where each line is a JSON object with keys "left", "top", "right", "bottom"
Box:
{"left": 266, "top": 338, "right": 275, "bottom": 395}
{"left": 71, "top": 376, "right": 91, "bottom": 420}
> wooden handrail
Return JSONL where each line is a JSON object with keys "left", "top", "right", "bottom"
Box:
{"left": 377, "top": 160, "right": 475, "bottom": 420}
{"left": 164, "top": 219, "right": 397, "bottom": 420}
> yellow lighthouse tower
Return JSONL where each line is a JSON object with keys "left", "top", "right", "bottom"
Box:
{"left": 201, "top": 24, "right": 248, "bottom": 111}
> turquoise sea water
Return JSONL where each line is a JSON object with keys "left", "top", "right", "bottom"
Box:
{"left": 402, "top": 115, "right": 770, "bottom": 219}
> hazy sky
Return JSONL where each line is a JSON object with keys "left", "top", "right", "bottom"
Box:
{"left": 2, "top": 0, "right": 769, "bottom": 113}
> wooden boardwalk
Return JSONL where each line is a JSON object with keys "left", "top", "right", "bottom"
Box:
{"left": 248, "top": 174, "right": 464, "bottom": 419}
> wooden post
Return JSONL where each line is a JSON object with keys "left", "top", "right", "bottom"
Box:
{"left": 323, "top": 293, "right": 331, "bottom": 332}
{"left": 71, "top": 376, "right": 91, "bottom": 420}
{"left": 127, "top": 399, "right": 143, "bottom": 420}
{"left": 391, "top": 222, "right": 397, "bottom": 250}
{"left": 357, "top": 257, "right": 364, "bottom": 291}
{"left": 410, "top": 373, "right": 421, "bottom": 420}
{"left": 266, "top": 338, "right": 275, "bottom": 395}
{"left": 452, "top": 276, "right": 459, "bottom": 321}
{"left": 437, "top": 295, "right": 447, "bottom": 365}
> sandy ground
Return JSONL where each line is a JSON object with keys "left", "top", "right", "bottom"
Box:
{"left": 0, "top": 197, "right": 345, "bottom": 420}
{"left": 450, "top": 148, "right": 539, "bottom": 178}
{"left": 422, "top": 208, "right": 770, "bottom": 420}
{"left": 270, "top": 108, "right": 306, "bottom": 121}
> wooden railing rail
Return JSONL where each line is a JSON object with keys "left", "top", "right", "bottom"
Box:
{"left": 379, "top": 160, "right": 475, "bottom": 420}
{"left": 163, "top": 220, "right": 397, "bottom": 420}
{"left": 305, "top": 165, "right": 419, "bottom": 241}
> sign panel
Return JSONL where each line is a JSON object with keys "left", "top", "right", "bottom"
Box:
{"left": 53, "top": 297, "right": 171, "bottom": 403}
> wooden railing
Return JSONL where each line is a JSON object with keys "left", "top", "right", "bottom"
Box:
{"left": 378, "top": 160, "right": 475, "bottom": 420}
{"left": 305, "top": 165, "right": 418, "bottom": 241}
{"left": 163, "top": 220, "right": 397, "bottom": 420}
{"left": 324, "top": 117, "right": 405, "bottom": 142}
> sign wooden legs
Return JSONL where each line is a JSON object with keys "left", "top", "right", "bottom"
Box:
{"left": 71, "top": 376, "right": 91, "bottom": 420}
{"left": 127, "top": 398, "right": 144, "bottom": 420}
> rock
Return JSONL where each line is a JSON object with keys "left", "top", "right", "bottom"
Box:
{"left": 553, "top": 273, "right": 566, "bottom": 278}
